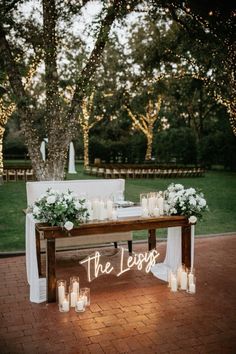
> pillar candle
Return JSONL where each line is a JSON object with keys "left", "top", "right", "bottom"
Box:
{"left": 70, "top": 291, "right": 77, "bottom": 307}
{"left": 180, "top": 270, "right": 188, "bottom": 290}
{"left": 98, "top": 200, "right": 105, "bottom": 220}
{"left": 141, "top": 197, "right": 148, "bottom": 209}
{"left": 157, "top": 196, "right": 164, "bottom": 215}
{"left": 62, "top": 298, "right": 69, "bottom": 312}
{"left": 58, "top": 284, "right": 65, "bottom": 305}
{"left": 148, "top": 197, "right": 155, "bottom": 214}
{"left": 189, "top": 282, "right": 196, "bottom": 294}
{"left": 111, "top": 209, "right": 118, "bottom": 220}
{"left": 171, "top": 274, "right": 178, "bottom": 292}
{"left": 153, "top": 207, "right": 160, "bottom": 217}
{"left": 75, "top": 299, "right": 85, "bottom": 312}
{"left": 142, "top": 208, "right": 149, "bottom": 218}
{"left": 72, "top": 280, "right": 79, "bottom": 293}
{"left": 188, "top": 273, "right": 194, "bottom": 285}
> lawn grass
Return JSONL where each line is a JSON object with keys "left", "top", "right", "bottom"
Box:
{"left": 0, "top": 164, "right": 235, "bottom": 252}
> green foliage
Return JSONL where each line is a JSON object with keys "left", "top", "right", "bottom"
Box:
{"left": 0, "top": 166, "right": 236, "bottom": 251}
{"left": 154, "top": 127, "right": 197, "bottom": 164}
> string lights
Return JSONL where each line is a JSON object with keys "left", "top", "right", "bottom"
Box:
{"left": 78, "top": 92, "right": 104, "bottom": 167}
{"left": 125, "top": 95, "right": 162, "bottom": 160}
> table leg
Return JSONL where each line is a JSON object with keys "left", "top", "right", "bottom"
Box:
{"left": 35, "top": 229, "right": 42, "bottom": 276}
{"left": 182, "top": 225, "right": 191, "bottom": 268}
{"left": 148, "top": 229, "right": 156, "bottom": 251}
{"left": 46, "top": 238, "right": 56, "bottom": 302}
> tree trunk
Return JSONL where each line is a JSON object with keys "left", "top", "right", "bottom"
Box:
{"left": 145, "top": 133, "right": 153, "bottom": 161}
{"left": 0, "top": 125, "right": 5, "bottom": 184}
{"left": 83, "top": 129, "right": 89, "bottom": 167}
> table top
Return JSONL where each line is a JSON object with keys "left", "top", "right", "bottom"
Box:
{"left": 35, "top": 215, "right": 189, "bottom": 239}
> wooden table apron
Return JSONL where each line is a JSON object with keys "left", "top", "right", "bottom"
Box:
{"left": 35, "top": 215, "right": 191, "bottom": 303}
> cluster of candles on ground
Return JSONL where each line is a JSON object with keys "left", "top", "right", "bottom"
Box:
{"left": 140, "top": 192, "right": 164, "bottom": 217}
{"left": 169, "top": 265, "right": 196, "bottom": 294}
{"left": 57, "top": 276, "right": 90, "bottom": 313}
{"left": 86, "top": 198, "right": 118, "bottom": 221}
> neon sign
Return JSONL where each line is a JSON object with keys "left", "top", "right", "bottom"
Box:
{"left": 80, "top": 247, "right": 160, "bottom": 282}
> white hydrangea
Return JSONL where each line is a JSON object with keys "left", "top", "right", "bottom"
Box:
{"left": 47, "top": 195, "right": 56, "bottom": 204}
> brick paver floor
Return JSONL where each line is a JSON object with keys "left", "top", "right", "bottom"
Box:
{"left": 0, "top": 235, "right": 236, "bottom": 354}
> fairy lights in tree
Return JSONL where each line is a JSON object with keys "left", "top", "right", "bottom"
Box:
{"left": 78, "top": 92, "right": 104, "bottom": 167}
{"left": 0, "top": 100, "right": 16, "bottom": 183}
{"left": 125, "top": 96, "right": 162, "bottom": 160}
{"left": 0, "top": 58, "right": 40, "bottom": 183}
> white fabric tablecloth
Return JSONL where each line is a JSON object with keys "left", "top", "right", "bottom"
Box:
{"left": 26, "top": 213, "right": 46, "bottom": 303}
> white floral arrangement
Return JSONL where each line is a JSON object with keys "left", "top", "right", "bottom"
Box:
{"left": 32, "top": 188, "right": 88, "bottom": 230}
{"left": 164, "top": 183, "right": 208, "bottom": 221}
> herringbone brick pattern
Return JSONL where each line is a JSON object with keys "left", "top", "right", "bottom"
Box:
{"left": 0, "top": 235, "right": 236, "bottom": 353}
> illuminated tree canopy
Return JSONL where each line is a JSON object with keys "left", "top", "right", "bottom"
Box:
{"left": 0, "top": 0, "right": 235, "bottom": 179}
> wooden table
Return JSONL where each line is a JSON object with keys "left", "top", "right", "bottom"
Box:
{"left": 35, "top": 215, "right": 191, "bottom": 302}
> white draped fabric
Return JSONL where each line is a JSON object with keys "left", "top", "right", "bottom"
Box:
{"left": 26, "top": 213, "right": 46, "bottom": 303}
{"left": 68, "top": 142, "right": 77, "bottom": 174}
{"left": 40, "top": 141, "right": 46, "bottom": 161}
{"left": 151, "top": 225, "right": 195, "bottom": 281}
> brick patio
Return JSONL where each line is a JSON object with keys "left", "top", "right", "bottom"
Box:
{"left": 0, "top": 235, "right": 236, "bottom": 354}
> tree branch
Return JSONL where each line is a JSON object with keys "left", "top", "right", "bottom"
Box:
{"left": 68, "top": 0, "right": 139, "bottom": 124}
{"left": 43, "top": 0, "right": 59, "bottom": 121}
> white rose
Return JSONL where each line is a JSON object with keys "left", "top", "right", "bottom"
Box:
{"left": 199, "top": 198, "right": 206, "bottom": 207}
{"left": 64, "top": 221, "right": 74, "bottom": 231}
{"left": 189, "top": 197, "right": 196, "bottom": 206}
{"left": 189, "top": 216, "right": 197, "bottom": 224}
{"left": 64, "top": 194, "right": 73, "bottom": 201}
{"left": 175, "top": 184, "right": 184, "bottom": 190}
{"left": 186, "top": 188, "right": 196, "bottom": 195}
{"left": 47, "top": 195, "right": 56, "bottom": 204}
{"left": 74, "top": 201, "right": 81, "bottom": 210}
{"left": 33, "top": 206, "right": 40, "bottom": 216}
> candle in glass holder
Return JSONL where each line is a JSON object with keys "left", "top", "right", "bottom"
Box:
{"left": 180, "top": 270, "right": 188, "bottom": 290}
{"left": 92, "top": 199, "right": 99, "bottom": 220}
{"left": 189, "top": 282, "right": 196, "bottom": 293}
{"left": 57, "top": 280, "right": 66, "bottom": 305}
{"left": 111, "top": 208, "right": 118, "bottom": 220}
{"left": 153, "top": 207, "right": 160, "bottom": 217}
{"left": 140, "top": 194, "right": 148, "bottom": 209}
{"left": 142, "top": 208, "right": 149, "bottom": 218}
{"left": 80, "top": 287, "right": 90, "bottom": 306}
{"left": 188, "top": 272, "right": 196, "bottom": 294}
{"left": 170, "top": 273, "right": 178, "bottom": 292}
{"left": 107, "top": 199, "right": 113, "bottom": 218}
{"left": 157, "top": 193, "right": 164, "bottom": 215}
{"left": 69, "top": 285, "right": 77, "bottom": 307}
{"left": 75, "top": 294, "right": 86, "bottom": 313}
{"left": 59, "top": 293, "right": 70, "bottom": 312}
{"left": 70, "top": 276, "right": 79, "bottom": 293}
{"left": 148, "top": 194, "right": 156, "bottom": 215}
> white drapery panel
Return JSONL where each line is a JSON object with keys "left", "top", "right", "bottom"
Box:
{"left": 151, "top": 225, "right": 195, "bottom": 281}
{"left": 68, "top": 142, "right": 77, "bottom": 174}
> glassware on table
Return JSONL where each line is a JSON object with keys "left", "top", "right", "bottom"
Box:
{"left": 187, "top": 268, "right": 196, "bottom": 294}
{"left": 59, "top": 292, "right": 70, "bottom": 312}
{"left": 57, "top": 279, "right": 67, "bottom": 306}
{"left": 80, "top": 287, "right": 90, "bottom": 306}
{"left": 69, "top": 276, "right": 80, "bottom": 307}
{"left": 75, "top": 291, "right": 86, "bottom": 313}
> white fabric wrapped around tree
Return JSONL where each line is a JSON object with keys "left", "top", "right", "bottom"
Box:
{"left": 40, "top": 141, "right": 46, "bottom": 161}
{"left": 68, "top": 142, "right": 77, "bottom": 174}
